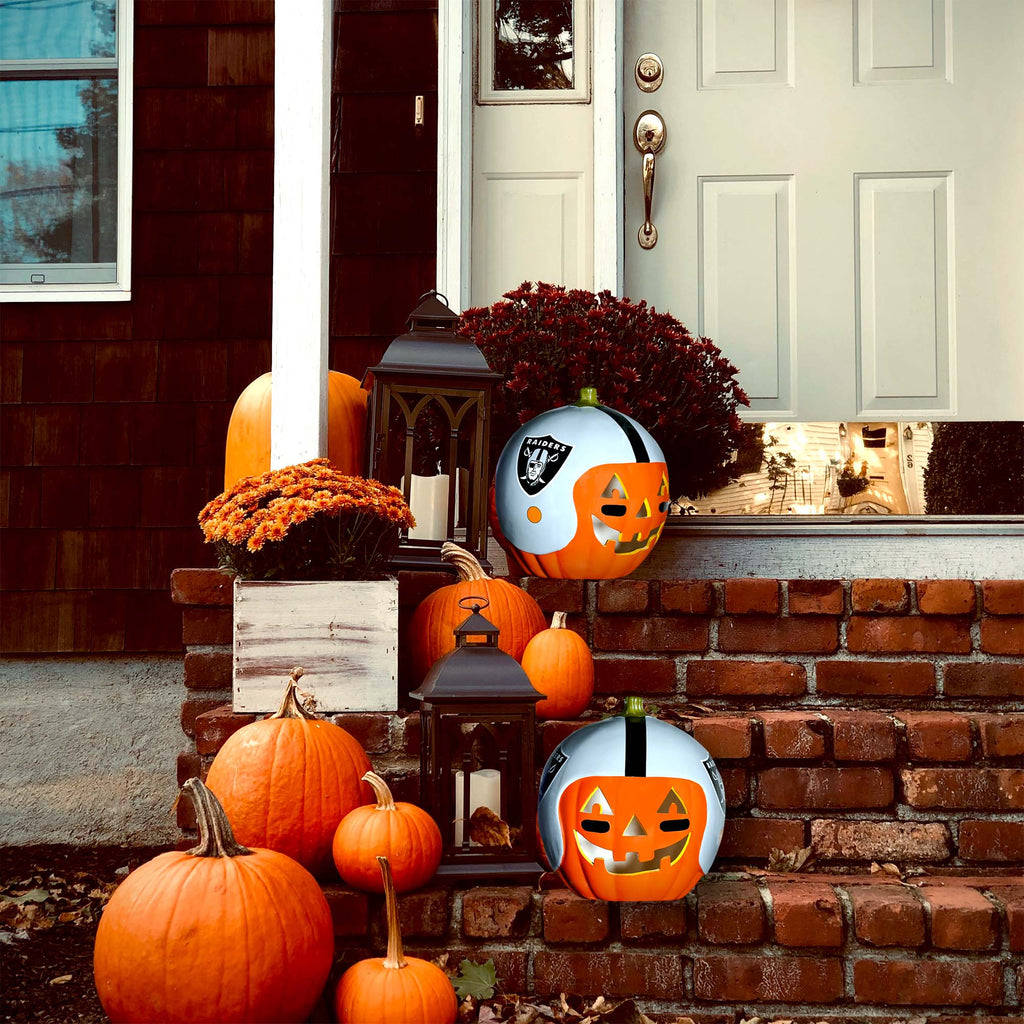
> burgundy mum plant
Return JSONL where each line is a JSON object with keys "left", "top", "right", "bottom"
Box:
{"left": 459, "top": 282, "right": 749, "bottom": 499}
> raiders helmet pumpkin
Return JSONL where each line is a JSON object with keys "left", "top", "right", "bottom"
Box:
{"left": 537, "top": 698, "right": 725, "bottom": 901}
{"left": 492, "top": 388, "right": 670, "bottom": 579}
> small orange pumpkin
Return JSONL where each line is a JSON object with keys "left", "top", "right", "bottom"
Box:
{"left": 521, "top": 611, "right": 594, "bottom": 720}
{"left": 223, "top": 370, "right": 368, "bottom": 490}
{"left": 332, "top": 771, "right": 442, "bottom": 893}
{"left": 205, "top": 668, "right": 372, "bottom": 878}
{"left": 407, "top": 542, "right": 547, "bottom": 681}
{"left": 334, "top": 856, "right": 458, "bottom": 1024}
{"left": 94, "top": 778, "right": 334, "bottom": 1024}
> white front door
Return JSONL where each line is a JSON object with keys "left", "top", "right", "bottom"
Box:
{"left": 622, "top": 0, "right": 1024, "bottom": 421}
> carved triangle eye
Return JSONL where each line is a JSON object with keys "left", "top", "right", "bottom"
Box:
{"left": 636, "top": 498, "right": 651, "bottom": 519}
{"left": 580, "top": 786, "right": 613, "bottom": 815}
{"left": 657, "top": 787, "right": 686, "bottom": 814}
{"left": 601, "top": 474, "right": 628, "bottom": 500}
{"left": 658, "top": 476, "right": 669, "bottom": 497}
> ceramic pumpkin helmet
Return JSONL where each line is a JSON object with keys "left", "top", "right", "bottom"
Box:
{"left": 493, "top": 388, "right": 670, "bottom": 579}
{"left": 537, "top": 697, "right": 726, "bottom": 901}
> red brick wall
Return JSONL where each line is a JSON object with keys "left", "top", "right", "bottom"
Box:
{"left": 0, "top": 0, "right": 438, "bottom": 654}
{"left": 173, "top": 568, "right": 1023, "bottom": 1016}
{"left": 175, "top": 571, "right": 1023, "bottom": 869}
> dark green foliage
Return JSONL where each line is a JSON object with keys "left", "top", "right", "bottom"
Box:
{"left": 924, "top": 422, "right": 1024, "bottom": 514}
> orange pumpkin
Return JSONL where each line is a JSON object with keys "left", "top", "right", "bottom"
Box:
{"left": 205, "top": 668, "right": 372, "bottom": 878}
{"left": 492, "top": 388, "right": 670, "bottom": 579}
{"left": 94, "top": 778, "right": 334, "bottom": 1024}
{"left": 332, "top": 770, "right": 442, "bottom": 893}
{"left": 334, "top": 856, "right": 457, "bottom": 1024}
{"left": 223, "top": 370, "right": 368, "bottom": 490}
{"left": 521, "top": 611, "right": 594, "bottom": 720}
{"left": 407, "top": 542, "right": 547, "bottom": 681}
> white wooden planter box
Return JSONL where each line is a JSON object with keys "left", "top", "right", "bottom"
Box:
{"left": 233, "top": 578, "right": 398, "bottom": 713}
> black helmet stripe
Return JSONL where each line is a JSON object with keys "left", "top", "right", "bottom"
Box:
{"left": 624, "top": 713, "right": 647, "bottom": 777}
{"left": 597, "top": 404, "right": 650, "bottom": 463}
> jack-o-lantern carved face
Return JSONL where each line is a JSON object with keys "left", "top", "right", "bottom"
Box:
{"left": 572, "top": 463, "right": 670, "bottom": 573}
{"left": 556, "top": 775, "right": 708, "bottom": 901}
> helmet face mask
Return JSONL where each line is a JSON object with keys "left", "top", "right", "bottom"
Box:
{"left": 538, "top": 715, "right": 725, "bottom": 901}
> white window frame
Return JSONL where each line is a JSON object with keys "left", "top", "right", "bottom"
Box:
{"left": 0, "top": 0, "right": 134, "bottom": 303}
{"left": 478, "top": 0, "right": 591, "bottom": 104}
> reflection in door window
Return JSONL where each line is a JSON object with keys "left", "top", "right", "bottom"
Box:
{"left": 678, "top": 422, "right": 1024, "bottom": 516}
{"left": 493, "top": 0, "right": 574, "bottom": 91}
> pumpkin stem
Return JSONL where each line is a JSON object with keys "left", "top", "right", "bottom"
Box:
{"left": 624, "top": 695, "right": 645, "bottom": 719}
{"left": 378, "top": 856, "right": 407, "bottom": 970}
{"left": 441, "top": 542, "right": 490, "bottom": 582}
{"left": 576, "top": 387, "right": 600, "bottom": 407}
{"left": 270, "top": 667, "right": 317, "bottom": 721}
{"left": 550, "top": 611, "right": 567, "bottom": 630}
{"left": 184, "top": 778, "right": 254, "bottom": 859}
{"left": 363, "top": 770, "right": 397, "bottom": 811}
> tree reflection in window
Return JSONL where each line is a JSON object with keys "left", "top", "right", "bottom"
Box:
{"left": 0, "top": 0, "right": 117, "bottom": 270}
{"left": 493, "top": 0, "right": 574, "bottom": 91}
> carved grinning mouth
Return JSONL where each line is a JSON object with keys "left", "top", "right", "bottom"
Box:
{"left": 573, "top": 830, "right": 690, "bottom": 875}
{"left": 591, "top": 517, "right": 663, "bottom": 555}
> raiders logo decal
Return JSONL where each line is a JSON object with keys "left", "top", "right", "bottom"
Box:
{"left": 517, "top": 435, "right": 573, "bottom": 494}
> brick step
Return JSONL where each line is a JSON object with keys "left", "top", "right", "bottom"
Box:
{"left": 319, "top": 874, "right": 1024, "bottom": 1017}
{"left": 186, "top": 703, "right": 1024, "bottom": 869}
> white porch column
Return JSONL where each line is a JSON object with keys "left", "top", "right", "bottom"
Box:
{"left": 270, "top": 0, "right": 332, "bottom": 468}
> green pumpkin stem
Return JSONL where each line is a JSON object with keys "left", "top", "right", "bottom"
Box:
{"left": 576, "top": 387, "right": 599, "bottom": 407}
{"left": 624, "top": 695, "right": 645, "bottom": 719}
{"left": 363, "top": 770, "right": 397, "bottom": 811}
{"left": 378, "top": 856, "right": 407, "bottom": 970}
{"left": 271, "top": 667, "right": 317, "bottom": 720}
{"left": 184, "top": 778, "right": 253, "bottom": 859}
{"left": 440, "top": 542, "right": 490, "bottom": 582}
{"left": 550, "top": 611, "right": 567, "bottom": 630}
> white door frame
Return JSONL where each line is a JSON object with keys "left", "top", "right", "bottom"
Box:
{"left": 428, "top": 0, "right": 1023, "bottom": 577}
{"left": 436, "top": 0, "right": 623, "bottom": 307}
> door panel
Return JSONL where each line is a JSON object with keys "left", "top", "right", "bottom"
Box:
{"left": 624, "top": 0, "right": 1024, "bottom": 421}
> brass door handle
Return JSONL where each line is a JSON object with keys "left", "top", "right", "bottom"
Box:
{"left": 633, "top": 110, "right": 666, "bottom": 250}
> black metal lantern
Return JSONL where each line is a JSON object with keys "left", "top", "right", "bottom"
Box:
{"left": 364, "top": 291, "right": 501, "bottom": 571}
{"left": 410, "top": 597, "right": 545, "bottom": 882}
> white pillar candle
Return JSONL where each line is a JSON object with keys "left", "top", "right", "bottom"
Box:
{"left": 453, "top": 768, "right": 501, "bottom": 845}
{"left": 404, "top": 474, "right": 450, "bottom": 541}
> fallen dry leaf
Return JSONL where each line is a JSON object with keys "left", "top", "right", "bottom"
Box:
{"left": 870, "top": 861, "right": 903, "bottom": 878}
{"left": 467, "top": 806, "right": 514, "bottom": 848}
{"left": 49, "top": 975, "right": 73, "bottom": 986}
{"left": 767, "top": 845, "right": 815, "bottom": 872}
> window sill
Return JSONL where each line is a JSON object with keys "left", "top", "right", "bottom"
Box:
{"left": 0, "top": 285, "right": 131, "bottom": 303}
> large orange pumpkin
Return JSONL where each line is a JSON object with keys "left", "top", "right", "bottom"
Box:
{"left": 205, "top": 668, "right": 372, "bottom": 877}
{"left": 521, "top": 611, "right": 594, "bottom": 720}
{"left": 223, "top": 370, "right": 368, "bottom": 489}
{"left": 492, "top": 388, "right": 670, "bottom": 579}
{"left": 407, "top": 542, "right": 547, "bottom": 681}
{"left": 94, "top": 778, "right": 334, "bottom": 1023}
{"left": 332, "top": 770, "right": 442, "bottom": 893}
{"left": 334, "top": 856, "right": 457, "bottom": 1024}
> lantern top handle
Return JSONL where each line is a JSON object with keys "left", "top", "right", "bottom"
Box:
{"left": 454, "top": 596, "right": 500, "bottom": 648}
{"left": 406, "top": 290, "right": 459, "bottom": 331}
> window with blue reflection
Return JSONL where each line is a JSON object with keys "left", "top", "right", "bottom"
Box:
{"left": 0, "top": 0, "right": 122, "bottom": 290}
{"left": 0, "top": 0, "right": 116, "bottom": 61}
{"left": 0, "top": 79, "right": 117, "bottom": 267}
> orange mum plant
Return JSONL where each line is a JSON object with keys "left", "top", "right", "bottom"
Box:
{"left": 198, "top": 458, "right": 415, "bottom": 580}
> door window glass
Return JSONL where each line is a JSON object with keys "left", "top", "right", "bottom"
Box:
{"left": 493, "top": 0, "right": 574, "bottom": 91}
{"left": 680, "top": 422, "right": 1024, "bottom": 517}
